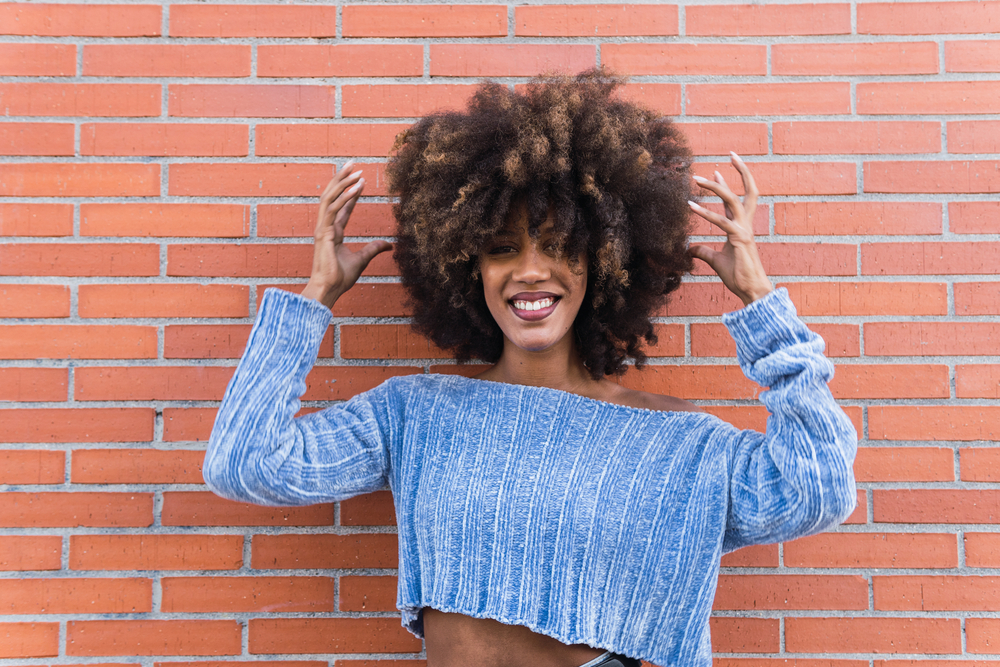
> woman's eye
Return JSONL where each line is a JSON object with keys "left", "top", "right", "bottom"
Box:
{"left": 488, "top": 245, "right": 516, "bottom": 255}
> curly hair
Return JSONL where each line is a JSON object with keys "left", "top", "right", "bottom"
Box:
{"left": 386, "top": 68, "right": 694, "bottom": 378}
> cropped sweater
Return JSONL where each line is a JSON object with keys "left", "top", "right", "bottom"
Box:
{"left": 203, "top": 286, "right": 858, "bottom": 666}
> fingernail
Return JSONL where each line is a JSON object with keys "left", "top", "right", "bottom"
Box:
{"left": 715, "top": 171, "right": 722, "bottom": 179}
{"left": 731, "top": 151, "right": 741, "bottom": 160}
{"left": 693, "top": 175, "right": 706, "bottom": 181}
{"left": 687, "top": 200, "right": 697, "bottom": 207}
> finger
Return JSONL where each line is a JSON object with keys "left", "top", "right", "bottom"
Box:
{"left": 714, "top": 171, "right": 734, "bottom": 220}
{"left": 320, "top": 160, "right": 356, "bottom": 199}
{"left": 317, "top": 171, "right": 364, "bottom": 234}
{"left": 693, "top": 174, "right": 743, "bottom": 220}
{"left": 355, "top": 239, "right": 393, "bottom": 265}
{"left": 688, "top": 200, "right": 738, "bottom": 236}
{"left": 332, "top": 179, "right": 365, "bottom": 242}
{"left": 687, "top": 244, "right": 721, "bottom": 270}
{"left": 730, "top": 152, "right": 759, "bottom": 219}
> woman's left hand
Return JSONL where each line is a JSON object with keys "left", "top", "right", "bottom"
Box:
{"left": 687, "top": 152, "right": 773, "bottom": 307}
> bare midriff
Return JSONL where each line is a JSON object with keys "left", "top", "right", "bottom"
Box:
{"left": 422, "top": 608, "right": 605, "bottom": 667}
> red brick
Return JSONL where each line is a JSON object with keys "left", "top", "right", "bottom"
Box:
{"left": 701, "top": 406, "right": 769, "bottom": 432}
{"left": 169, "top": 5, "right": 337, "bottom": 38}
{"left": 249, "top": 618, "right": 421, "bottom": 654}
{"left": 874, "top": 489, "right": 1000, "bottom": 524}
{"left": 0, "top": 492, "right": 153, "bottom": 528}
{"left": 966, "top": 533, "right": 1000, "bottom": 568}
{"left": 868, "top": 160, "right": 1000, "bottom": 194}
{"left": 867, "top": 322, "right": 1000, "bottom": 356}
{"left": 662, "top": 283, "right": 744, "bottom": 316}
{"left": 0, "top": 44, "right": 75, "bottom": 76}
{"left": 719, "top": 544, "right": 779, "bottom": 568}
{"left": 687, "top": 3, "right": 850, "bottom": 35}
{"left": 155, "top": 662, "right": 322, "bottom": 667}
{"left": 968, "top": 618, "right": 1000, "bottom": 654}
{"left": 689, "top": 203, "right": 769, "bottom": 237}
{"left": 864, "top": 242, "right": 1000, "bottom": 275}
{"left": 0, "top": 4, "right": 160, "bottom": 36}
{"left": 955, "top": 282, "right": 1000, "bottom": 315}
{"left": 709, "top": 618, "right": 779, "bottom": 653}
{"left": 0, "top": 326, "right": 156, "bottom": 360}
{"left": 947, "top": 40, "right": 1000, "bottom": 73}
{"left": 691, "top": 242, "right": 857, "bottom": 277}
{"left": 169, "top": 85, "right": 335, "bottom": 118}
{"left": 162, "top": 492, "right": 334, "bottom": 527}
{"left": 784, "top": 533, "right": 958, "bottom": 569}
{"left": 258, "top": 45, "right": 422, "bottom": 78}
{"left": 713, "top": 574, "right": 867, "bottom": 611}
{"left": 79, "top": 284, "right": 249, "bottom": 318}
{"left": 0, "top": 408, "right": 153, "bottom": 443}
{"left": 71, "top": 449, "right": 204, "bottom": 485}
{"left": 687, "top": 83, "right": 850, "bottom": 116}
{"left": 256, "top": 124, "right": 408, "bottom": 158}
{"left": 957, "top": 365, "right": 1000, "bottom": 399}
{"left": 782, "top": 282, "right": 947, "bottom": 316}
{"left": 70, "top": 535, "right": 243, "bottom": 572}
{"left": 162, "top": 577, "right": 333, "bottom": 612}
{"left": 163, "top": 408, "right": 217, "bottom": 443}
{"left": 258, "top": 203, "right": 394, "bottom": 237}
{"left": 81, "top": 124, "right": 248, "bottom": 158}
{"left": 0, "top": 83, "right": 159, "bottom": 117}
{"left": 639, "top": 323, "right": 684, "bottom": 358}
{"left": 786, "top": 617, "right": 961, "bottom": 654}
{"left": 342, "top": 84, "right": 474, "bottom": 118}
{"left": 340, "top": 490, "right": 395, "bottom": 527}
{"left": 340, "top": 575, "right": 397, "bottom": 611}
{"left": 0, "top": 164, "right": 159, "bottom": 197}
{"left": 775, "top": 202, "right": 941, "bottom": 235}
{"left": 870, "top": 407, "right": 1000, "bottom": 441}
{"left": 430, "top": 44, "right": 595, "bottom": 77}
{"left": 342, "top": 5, "right": 505, "bottom": 37}
{"left": 961, "top": 447, "right": 1000, "bottom": 482}
{"left": 855, "top": 447, "right": 954, "bottom": 482}
{"left": 251, "top": 534, "right": 398, "bottom": 570}
{"left": 0, "top": 123, "right": 74, "bottom": 156}
{"left": 692, "top": 161, "right": 856, "bottom": 196}
{"left": 773, "top": 121, "right": 940, "bottom": 155}
{"left": 0, "top": 368, "right": 67, "bottom": 402}
{"left": 678, "top": 123, "right": 768, "bottom": 157}
{"left": 690, "top": 323, "right": 858, "bottom": 358}
{"left": 0, "top": 578, "right": 151, "bottom": 614}
{"left": 773, "top": 42, "right": 939, "bottom": 76}
{"left": 84, "top": 45, "right": 249, "bottom": 77}
{"left": 619, "top": 365, "right": 760, "bottom": 401}
{"left": 860, "top": 82, "right": 1000, "bottom": 115}
{"left": 601, "top": 44, "right": 765, "bottom": 76}
{"left": 304, "top": 367, "right": 421, "bottom": 402}
{"left": 0, "top": 622, "right": 59, "bottom": 658}
{"left": 0, "top": 536, "right": 62, "bottom": 571}
{"left": 0, "top": 243, "right": 159, "bottom": 277}
{"left": 167, "top": 244, "right": 310, "bottom": 277}
{"left": 949, "top": 201, "right": 1000, "bottom": 233}
{"left": 830, "top": 365, "right": 950, "bottom": 400}
{"left": 67, "top": 620, "right": 241, "bottom": 656}
{"left": 341, "top": 324, "right": 449, "bottom": 360}
{"left": 81, "top": 203, "right": 248, "bottom": 237}
{"left": 165, "top": 324, "right": 301, "bottom": 359}
{"left": 169, "top": 163, "right": 389, "bottom": 197}
{"left": 75, "top": 366, "right": 234, "bottom": 402}
{"left": 0, "top": 203, "right": 73, "bottom": 236}
{"left": 0, "top": 450, "right": 64, "bottom": 484}
{"left": 258, "top": 283, "right": 409, "bottom": 318}
{"left": 859, "top": 1, "right": 1000, "bottom": 34}
{"left": 0, "top": 285, "right": 71, "bottom": 318}
{"left": 516, "top": 4, "right": 677, "bottom": 36}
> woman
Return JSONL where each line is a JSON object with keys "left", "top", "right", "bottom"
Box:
{"left": 204, "top": 71, "right": 858, "bottom": 667}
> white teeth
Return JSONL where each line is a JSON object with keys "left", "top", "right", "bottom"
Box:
{"left": 513, "top": 298, "right": 555, "bottom": 311}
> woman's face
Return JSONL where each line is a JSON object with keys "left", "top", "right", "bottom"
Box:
{"left": 479, "top": 207, "right": 587, "bottom": 354}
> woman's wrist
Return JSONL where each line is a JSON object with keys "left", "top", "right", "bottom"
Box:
{"left": 301, "top": 280, "right": 343, "bottom": 310}
{"left": 739, "top": 281, "right": 774, "bottom": 307}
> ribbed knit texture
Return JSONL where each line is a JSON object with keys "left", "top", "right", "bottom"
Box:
{"left": 204, "top": 287, "right": 858, "bottom": 666}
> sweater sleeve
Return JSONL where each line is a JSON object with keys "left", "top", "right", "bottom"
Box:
{"left": 203, "top": 288, "right": 393, "bottom": 506}
{"left": 720, "top": 287, "right": 858, "bottom": 553}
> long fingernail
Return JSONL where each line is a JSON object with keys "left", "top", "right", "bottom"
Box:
{"left": 693, "top": 175, "right": 707, "bottom": 181}
{"left": 731, "top": 151, "right": 741, "bottom": 160}
{"left": 687, "top": 200, "right": 698, "bottom": 207}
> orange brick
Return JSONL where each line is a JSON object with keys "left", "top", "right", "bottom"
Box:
{"left": 960, "top": 447, "right": 1000, "bottom": 482}
{"left": 773, "top": 43, "right": 938, "bottom": 76}
{"left": 773, "top": 121, "right": 940, "bottom": 155}
{"left": 691, "top": 242, "right": 857, "bottom": 277}
{"left": 0, "top": 408, "right": 153, "bottom": 443}
{"left": 859, "top": 82, "right": 1000, "bottom": 115}
{"left": 0, "top": 123, "right": 74, "bottom": 156}
{"left": 875, "top": 489, "right": 1000, "bottom": 524}
{"left": 855, "top": 447, "right": 954, "bottom": 482}
{"left": 342, "top": 5, "right": 505, "bottom": 37}
{"left": 163, "top": 325, "right": 260, "bottom": 359}
{"left": 251, "top": 534, "right": 398, "bottom": 570}
{"left": 968, "top": 618, "right": 1000, "bottom": 654}
{"left": 617, "top": 83, "right": 681, "bottom": 116}
{"left": 340, "top": 490, "right": 395, "bottom": 527}
{"left": 663, "top": 283, "right": 744, "bottom": 316}
{"left": 342, "top": 84, "right": 475, "bottom": 118}
{"left": 713, "top": 574, "right": 867, "bottom": 610}
{"left": 863, "top": 243, "right": 1000, "bottom": 275}
{"left": 258, "top": 202, "right": 395, "bottom": 237}
{"left": 163, "top": 408, "right": 217, "bottom": 442}
{"left": 957, "top": 365, "right": 1000, "bottom": 398}
{"left": 258, "top": 45, "right": 422, "bottom": 78}
{"left": 687, "top": 83, "right": 850, "bottom": 116}
{"left": 341, "top": 324, "right": 449, "bottom": 360}
{"left": 866, "top": 322, "right": 1000, "bottom": 356}
{"left": 71, "top": 449, "right": 204, "bottom": 485}
{"left": 619, "top": 365, "right": 760, "bottom": 401}
{"left": 167, "top": 244, "right": 310, "bottom": 277}
{"left": 339, "top": 575, "right": 397, "bottom": 612}
{"left": 0, "top": 368, "right": 67, "bottom": 402}
{"left": 0, "top": 83, "right": 159, "bottom": 117}
{"left": 0, "top": 536, "right": 62, "bottom": 571}
{"left": 516, "top": 4, "right": 677, "bottom": 36}
{"left": 690, "top": 203, "right": 768, "bottom": 238}
{"left": 0, "top": 326, "right": 156, "bottom": 360}
{"left": 257, "top": 283, "right": 409, "bottom": 318}
{"left": 169, "top": 85, "right": 335, "bottom": 118}
{"left": 0, "top": 4, "right": 160, "bottom": 36}
{"left": 0, "top": 622, "right": 59, "bottom": 658}
{"left": 84, "top": 44, "right": 249, "bottom": 77}
{"left": 677, "top": 123, "right": 768, "bottom": 157}
{"left": 168, "top": 163, "right": 389, "bottom": 197}
{"left": 775, "top": 202, "right": 941, "bottom": 235}
{"left": 709, "top": 618, "right": 779, "bottom": 653}
{"left": 162, "top": 577, "right": 334, "bottom": 612}
{"left": 947, "top": 40, "right": 1000, "bottom": 73}
{"left": 0, "top": 450, "right": 64, "bottom": 484}
{"left": 870, "top": 407, "right": 1000, "bottom": 441}
{"left": 866, "top": 159, "right": 1000, "bottom": 193}
{"left": 692, "top": 161, "right": 856, "bottom": 196}
{"left": 66, "top": 620, "right": 241, "bottom": 656}
{"left": 687, "top": 3, "right": 850, "bottom": 35}
{"left": 70, "top": 535, "right": 243, "bottom": 572}
{"left": 75, "top": 366, "right": 234, "bottom": 401}
{"left": 949, "top": 201, "right": 1000, "bottom": 233}
{"left": 0, "top": 44, "right": 75, "bottom": 76}
{"left": 162, "top": 492, "right": 334, "bottom": 527}
{"left": 640, "top": 323, "right": 684, "bottom": 358}
{"left": 829, "top": 365, "right": 950, "bottom": 400}
{"left": 430, "top": 44, "right": 595, "bottom": 77}
{"left": 255, "top": 124, "right": 408, "bottom": 158}
{"left": 966, "top": 533, "right": 1000, "bottom": 568}
{"left": 782, "top": 282, "right": 947, "bottom": 316}
{"left": 859, "top": 1, "right": 1000, "bottom": 34}
{"left": 0, "top": 203, "right": 73, "bottom": 236}
{"left": 719, "top": 544, "right": 779, "bottom": 568}
{"left": 1, "top": 243, "right": 159, "bottom": 277}
{"left": 81, "top": 203, "right": 248, "bottom": 237}
{"left": 601, "top": 44, "right": 766, "bottom": 76}
{"left": 79, "top": 284, "right": 249, "bottom": 318}
{"left": 0, "top": 163, "right": 159, "bottom": 197}
{"left": 303, "top": 367, "right": 422, "bottom": 402}
{"left": 249, "top": 618, "right": 422, "bottom": 654}
{"left": 0, "top": 578, "right": 151, "bottom": 614}
{"left": 169, "top": 5, "right": 337, "bottom": 37}
{"left": 81, "top": 124, "right": 248, "bottom": 157}
{"left": 0, "top": 492, "right": 153, "bottom": 528}
{"left": 690, "top": 323, "right": 858, "bottom": 358}
{"left": 701, "top": 406, "right": 770, "bottom": 432}
{"left": 784, "top": 533, "right": 958, "bottom": 569}
{"left": 955, "top": 282, "right": 1000, "bottom": 315}
{"left": 0, "top": 285, "right": 71, "bottom": 318}
{"left": 785, "top": 617, "right": 961, "bottom": 654}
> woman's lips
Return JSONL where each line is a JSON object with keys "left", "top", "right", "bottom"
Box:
{"left": 509, "top": 296, "right": 559, "bottom": 321}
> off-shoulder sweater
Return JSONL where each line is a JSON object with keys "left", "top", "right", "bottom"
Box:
{"left": 203, "top": 287, "right": 858, "bottom": 666}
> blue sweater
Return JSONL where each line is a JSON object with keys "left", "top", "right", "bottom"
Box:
{"left": 204, "top": 287, "right": 858, "bottom": 666}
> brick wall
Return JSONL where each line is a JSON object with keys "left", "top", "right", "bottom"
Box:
{"left": 2, "top": 1, "right": 999, "bottom": 664}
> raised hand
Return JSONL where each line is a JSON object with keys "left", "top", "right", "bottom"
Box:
{"left": 687, "top": 153, "right": 773, "bottom": 307}
{"left": 301, "top": 161, "right": 392, "bottom": 309}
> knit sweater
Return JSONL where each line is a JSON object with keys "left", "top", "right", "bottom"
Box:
{"left": 204, "top": 286, "right": 858, "bottom": 666}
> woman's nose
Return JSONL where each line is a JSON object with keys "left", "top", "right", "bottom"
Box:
{"left": 511, "top": 243, "right": 551, "bottom": 284}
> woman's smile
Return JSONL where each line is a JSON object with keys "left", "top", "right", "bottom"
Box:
{"left": 509, "top": 292, "right": 560, "bottom": 320}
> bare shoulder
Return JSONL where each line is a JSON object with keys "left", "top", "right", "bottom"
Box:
{"left": 596, "top": 382, "right": 705, "bottom": 414}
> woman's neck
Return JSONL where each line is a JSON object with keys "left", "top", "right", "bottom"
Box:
{"left": 477, "top": 335, "right": 597, "bottom": 394}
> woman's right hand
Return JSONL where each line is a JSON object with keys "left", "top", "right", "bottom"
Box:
{"left": 301, "top": 161, "right": 393, "bottom": 309}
